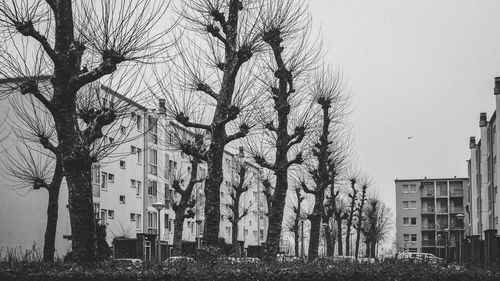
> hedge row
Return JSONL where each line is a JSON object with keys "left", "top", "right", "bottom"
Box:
{"left": 1, "top": 260, "right": 500, "bottom": 281}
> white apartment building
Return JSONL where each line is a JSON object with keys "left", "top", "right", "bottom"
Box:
{"left": 0, "top": 80, "right": 267, "bottom": 257}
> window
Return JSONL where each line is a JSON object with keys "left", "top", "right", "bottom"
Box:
{"left": 120, "top": 160, "right": 126, "bottom": 169}
{"left": 164, "top": 214, "right": 169, "bottom": 230}
{"left": 137, "top": 148, "right": 142, "bottom": 164}
{"left": 131, "top": 146, "right": 137, "bottom": 154}
{"left": 136, "top": 214, "right": 141, "bottom": 230}
{"left": 260, "top": 229, "right": 264, "bottom": 240}
{"left": 101, "top": 172, "right": 107, "bottom": 190}
{"left": 120, "top": 126, "right": 126, "bottom": 134}
{"left": 402, "top": 201, "right": 409, "bottom": 209}
{"left": 148, "top": 180, "right": 158, "bottom": 197}
{"left": 221, "top": 191, "right": 224, "bottom": 197}
{"left": 131, "top": 179, "right": 136, "bottom": 188}
{"left": 226, "top": 181, "right": 231, "bottom": 187}
{"left": 411, "top": 217, "right": 417, "bottom": 225}
{"left": 244, "top": 229, "right": 249, "bottom": 236}
{"left": 411, "top": 234, "right": 417, "bottom": 242}
{"left": 108, "top": 210, "right": 114, "bottom": 219}
{"left": 249, "top": 220, "right": 252, "bottom": 226}
{"left": 226, "top": 227, "right": 231, "bottom": 238}
{"left": 410, "top": 184, "right": 417, "bottom": 193}
{"left": 119, "top": 195, "right": 126, "bottom": 204}
{"left": 253, "top": 191, "right": 257, "bottom": 200}
{"left": 149, "top": 149, "right": 157, "bottom": 175}
{"left": 130, "top": 213, "right": 136, "bottom": 221}
{"left": 402, "top": 185, "right": 409, "bottom": 193}
{"left": 403, "top": 234, "right": 409, "bottom": 241}
{"left": 101, "top": 209, "right": 107, "bottom": 224}
{"left": 93, "top": 203, "right": 100, "bottom": 219}
{"left": 148, "top": 116, "right": 158, "bottom": 144}
{"left": 136, "top": 181, "right": 142, "bottom": 197}
{"left": 409, "top": 201, "right": 417, "bottom": 209}
{"left": 147, "top": 212, "right": 158, "bottom": 233}
{"left": 253, "top": 230, "right": 257, "bottom": 240}
{"left": 91, "top": 164, "right": 100, "bottom": 184}
{"left": 108, "top": 173, "right": 114, "bottom": 183}
{"left": 221, "top": 215, "right": 225, "bottom": 221}
{"left": 403, "top": 218, "right": 409, "bottom": 226}
{"left": 137, "top": 115, "right": 142, "bottom": 131}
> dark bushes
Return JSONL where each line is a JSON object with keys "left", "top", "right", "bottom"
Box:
{"left": 1, "top": 260, "right": 500, "bottom": 281}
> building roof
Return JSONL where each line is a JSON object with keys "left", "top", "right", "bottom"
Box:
{"left": 394, "top": 177, "right": 468, "bottom": 182}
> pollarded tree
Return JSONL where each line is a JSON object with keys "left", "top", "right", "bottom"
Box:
{"left": 282, "top": 186, "right": 305, "bottom": 257}
{"left": 249, "top": 0, "right": 320, "bottom": 259}
{"left": 301, "top": 66, "right": 349, "bottom": 260}
{"left": 332, "top": 194, "right": 349, "bottom": 256}
{"left": 227, "top": 161, "right": 253, "bottom": 255}
{"left": 361, "top": 197, "right": 392, "bottom": 258}
{"left": 1, "top": 81, "right": 147, "bottom": 262}
{"left": 345, "top": 168, "right": 360, "bottom": 256}
{"left": 354, "top": 178, "right": 370, "bottom": 259}
{"left": 0, "top": 0, "right": 172, "bottom": 262}
{"left": 154, "top": 0, "right": 263, "bottom": 246}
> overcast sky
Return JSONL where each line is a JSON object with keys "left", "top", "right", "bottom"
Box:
{"left": 308, "top": 0, "right": 500, "bottom": 219}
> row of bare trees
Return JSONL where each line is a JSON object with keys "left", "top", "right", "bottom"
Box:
{"left": 0, "top": 0, "right": 391, "bottom": 264}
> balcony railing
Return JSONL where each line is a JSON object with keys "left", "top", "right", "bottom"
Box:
{"left": 421, "top": 207, "right": 435, "bottom": 213}
{"left": 420, "top": 191, "right": 435, "bottom": 197}
{"left": 436, "top": 207, "right": 448, "bottom": 213}
{"left": 421, "top": 240, "right": 436, "bottom": 247}
{"left": 421, "top": 223, "right": 435, "bottom": 230}
{"left": 450, "top": 207, "right": 464, "bottom": 213}
{"left": 449, "top": 189, "right": 463, "bottom": 196}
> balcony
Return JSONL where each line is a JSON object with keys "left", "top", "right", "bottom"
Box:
{"left": 420, "top": 191, "right": 435, "bottom": 198}
{"left": 421, "top": 207, "right": 435, "bottom": 214}
{"left": 449, "top": 189, "right": 463, "bottom": 197}
{"left": 436, "top": 207, "right": 448, "bottom": 214}
{"left": 421, "top": 240, "right": 436, "bottom": 247}
{"left": 450, "top": 207, "right": 464, "bottom": 213}
{"left": 421, "top": 223, "right": 436, "bottom": 230}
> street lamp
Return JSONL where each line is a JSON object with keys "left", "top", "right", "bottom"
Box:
{"left": 455, "top": 213, "right": 465, "bottom": 265}
{"left": 300, "top": 217, "right": 307, "bottom": 260}
{"left": 196, "top": 219, "right": 203, "bottom": 249}
{"left": 153, "top": 201, "right": 166, "bottom": 264}
{"left": 443, "top": 228, "right": 449, "bottom": 264}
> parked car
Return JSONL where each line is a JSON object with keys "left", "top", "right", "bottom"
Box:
{"left": 163, "top": 256, "right": 195, "bottom": 266}
{"left": 398, "top": 252, "right": 443, "bottom": 264}
{"left": 113, "top": 258, "right": 143, "bottom": 266}
{"left": 221, "top": 257, "right": 261, "bottom": 264}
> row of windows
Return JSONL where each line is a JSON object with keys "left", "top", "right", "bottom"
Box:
{"left": 402, "top": 184, "right": 417, "bottom": 193}
{"left": 403, "top": 234, "right": 418, "bottom": 242}
{"left": 403, "top": 217, "right": 417, "bottom": 226}
{"left": 402, "top": 200, "right": 417, "bottom": 209}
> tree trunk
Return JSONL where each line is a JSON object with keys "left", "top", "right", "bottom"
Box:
{"left": 370, "top": 241, "right": 376, "bottom": 258}
{"left": 232, "top": 219, "right": 240, "bottom": 255}
{"left": 65, "top": 160, "right": 96, "bottom": 263}
{"left": 294, "top": 223, "right": 300, "bottom": 257}
{"left": 308, "top": 190, "right": 325, "bottom": 260}
{"left": 365, "top": 240, "right": 370, "bottom": 258}
{"left": 266, "top": 171, "right": 288, "bottom": 258}
{"left": 325, "top": 224, "right": 334, "bottom": 257}
{"left": 43, "top": 187, "right": 60, "bottom": 262}
{"left": 336, "top": 217, "right": 343, "bottom": 256}
{"left": 355, "top": 228, "right": 361, "bottom": 258}
{"left": 172, "top": 210, "right": 185, "bottom": 256}
{"left": 203, "top": 132, "right": 224, "bottom": 246}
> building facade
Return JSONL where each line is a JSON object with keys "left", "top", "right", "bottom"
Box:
{"left": 0, "top": 80, "right": 267, "bottom": 259}
{"left": 395, "top": 178, "right": 468, "bottom": 259}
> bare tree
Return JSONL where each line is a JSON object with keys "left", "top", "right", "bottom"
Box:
{"left": 248, "top": 0, "right": 320, "bottom": 259}
{"left": 0, "top": 0, "right": 172, "bottom": 262}
{"left": 332, "top": 194, "right": 349, "bottom": 256}
{"left": 344, "top": 168, "right": 360, "bottom": 256}
{"left": 227, "top": 161, "right": 252, "bottom": 255}
{"left": 361, "top": 197, "right": 392, "bottom": 258}
{"left": 282, "top": 186, "right": 305, "bottom": 257}
{"left": 300, "top": 67, "right": 349, "bottom": 261}
{"left": 153, "top": 0, "right": 264, "bottom": 247}
{"left": 354, "top": 177, "right": 370, "bottom": 259}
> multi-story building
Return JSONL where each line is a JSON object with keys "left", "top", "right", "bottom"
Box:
{"left": 0, "top": 79, "right": 267, "bottom": 259}
{"left": 468, "top": 109, "right": 500, "bottom": 237}
{"left": 395, "top": 177, "right": 468, "bottom": 259}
